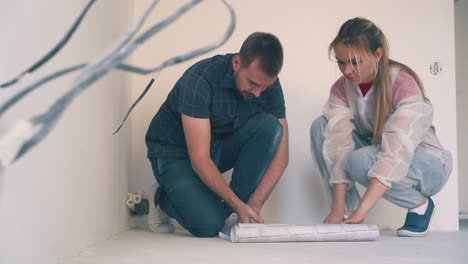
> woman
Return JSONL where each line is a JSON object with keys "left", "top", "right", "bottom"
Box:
{"left": 310, "top": 17, "right": 452, "bottom": 236}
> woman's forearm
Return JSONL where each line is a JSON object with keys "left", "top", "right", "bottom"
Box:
{"left": 356, "top": 178, "right": 389, "bottom": 214}
{"left": 331, "top": 183, "right": 348, "bottom": 213}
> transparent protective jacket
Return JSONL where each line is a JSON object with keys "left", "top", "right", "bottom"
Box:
{"left": 322, "top": 67, "right": 451, "bottom": 188}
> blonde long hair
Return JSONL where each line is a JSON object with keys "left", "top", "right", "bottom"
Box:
{"left": 328, "top": 17, "right": 427, "bottom": 144}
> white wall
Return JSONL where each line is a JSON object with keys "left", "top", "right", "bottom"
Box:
{"left": 0, "top": 1, "right": 132, "bottom": 263}
{"left": 456, "top": 0, "right": 468, "bottom": 214}
{"left": 129, "top": 0, "right": 459, "bottom": 231}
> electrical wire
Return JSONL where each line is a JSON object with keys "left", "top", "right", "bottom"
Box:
{"left": 2, "top": 0, "right": 236, "bottom": 164}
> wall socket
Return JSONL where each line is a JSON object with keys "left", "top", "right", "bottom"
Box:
{"left": 430, "top": 62, "right": 443, "bottom": 75}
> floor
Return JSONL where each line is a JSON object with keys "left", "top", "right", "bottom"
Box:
{"left": 66, "top": 219, "right": 468, "bottom": 264}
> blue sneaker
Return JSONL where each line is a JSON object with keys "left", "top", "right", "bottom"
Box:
{"left": 397, "top": 197, "right": 434, "bottom": 237}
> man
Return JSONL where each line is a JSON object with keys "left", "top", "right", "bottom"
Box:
{"left": 145, "top": 32, "right": 289, "bottom": 237}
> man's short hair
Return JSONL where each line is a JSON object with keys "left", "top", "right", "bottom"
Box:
{"left": 239, "top": 32, "right": 283, "bottom": 77}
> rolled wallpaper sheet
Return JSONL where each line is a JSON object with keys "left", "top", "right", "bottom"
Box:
{"left": 229, "top": 223, "right": 379, "bottom": 243}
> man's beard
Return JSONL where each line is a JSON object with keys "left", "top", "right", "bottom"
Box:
{"left": 240, "top": 91, "right": 255, "bottom": 99}
{"left": 234, "top": 73, "right": 255, "bottom": 99}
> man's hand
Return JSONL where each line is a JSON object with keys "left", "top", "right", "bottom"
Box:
{"left": 247, "top": 197, "right": 263, "bottom": 216}
{"left": 237, "top": 203, "right": 264, "bottom": 223}
{"left": 323, "top": 211, "right": 345, "bottom": 224}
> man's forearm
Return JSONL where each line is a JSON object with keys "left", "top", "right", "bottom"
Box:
{"left": 191, "top": 157, "right": 245, "bottom": 212}
{"left": 248, "top": 120, "right": 289, "bottom": 208}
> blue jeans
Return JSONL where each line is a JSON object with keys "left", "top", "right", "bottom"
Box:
{"left": 310, "top": 116, "right": 451, "bottom": 210}
{"left": 150, "top": 113, "right": 283, "bottom": 237}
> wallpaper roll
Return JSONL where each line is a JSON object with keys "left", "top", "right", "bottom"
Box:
{"left": 229, "top": 223, "right": 379, "bottom": 243}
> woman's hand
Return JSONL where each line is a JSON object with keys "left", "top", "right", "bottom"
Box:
{"left": 342, "top": 178, "right": 389, "bottom": 224}
{"left": 342, "top": 210, "right": 367, "bottom": 224}
{"left": 324, "top": 183, "right": 348, "bottom": 224}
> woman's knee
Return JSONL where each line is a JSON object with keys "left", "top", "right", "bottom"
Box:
{"left": 310, "top": 116, "right": 327, "bottom": 153}
{"left": 310, "top": 116, "right": 327, "bottom": 139}
{"left": 345, "top": 148, "right": 377, "bottom": 185}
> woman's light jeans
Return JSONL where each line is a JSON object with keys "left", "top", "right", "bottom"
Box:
{"left": 310, "top": 116, "right": 452, "bottom": 210}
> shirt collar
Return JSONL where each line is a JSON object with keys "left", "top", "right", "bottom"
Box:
{"left": 220, "top": 54, "right": 236, "bottom": 89}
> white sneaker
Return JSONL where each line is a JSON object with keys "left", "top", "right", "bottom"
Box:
{"left": 219, "top": 213, "right": 238, "bottom": 241}
{"left": 148, "top": 183, "right": 175, "bottom": 233}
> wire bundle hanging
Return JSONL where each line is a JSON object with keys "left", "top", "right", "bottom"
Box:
{"left": 0, "top": 0, "right": 236, "bottom": 169}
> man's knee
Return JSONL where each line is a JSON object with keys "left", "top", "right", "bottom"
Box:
{"left": 167, "top": 182, "right": 226, "bottom": 237}
{"left": 188, "top": 212, "right": 226, "bottom": 238}
{"left": 250, "top": 113, "right": 283, "bottom": 144}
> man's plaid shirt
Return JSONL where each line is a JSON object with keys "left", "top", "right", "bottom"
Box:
{"left": 145, "top": 53, "right": 286, "bottom": 159}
